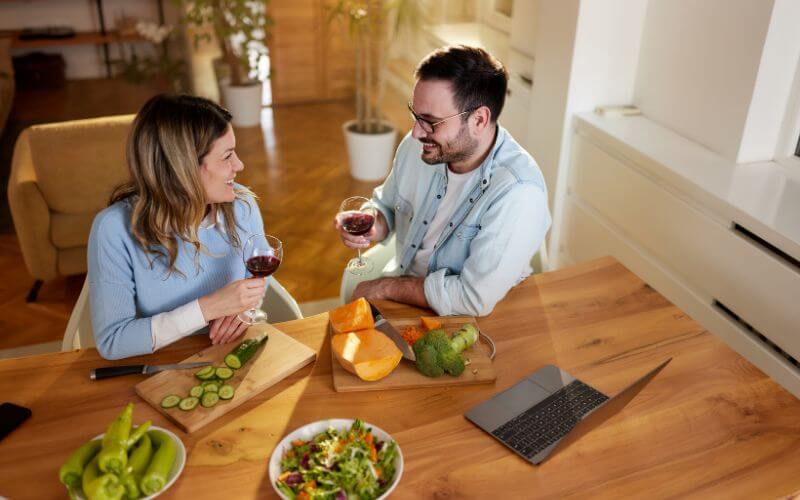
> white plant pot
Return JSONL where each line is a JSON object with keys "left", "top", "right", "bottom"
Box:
{"left": 221, "top": 80, "right": 263, "bottom": 128}
{"left": 342, "top": 120, "right": 397, "bottom": 181}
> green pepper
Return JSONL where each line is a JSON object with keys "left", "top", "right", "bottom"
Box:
{"left": 121, "top": 433, "right": 152, "bottom": 499}
{"left": 127, "top": 421, "right": 152, "bottom": 449}
{"left": 82, "top": 455, "right": 124, "bottom": 500}
{"left": 98, "top": 403, "right": 133, "bottom": 474}
{"left": 139, "top": 430, "right": 176, "bottom": 496}
{"left": 58, "top": 438, "right": 102, "bottom": 488}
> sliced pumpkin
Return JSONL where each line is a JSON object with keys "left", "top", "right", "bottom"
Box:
{"left": 420, "top": 316, "right": 442, "bottom": 331}
{"left": 329, "top": 297, "right": 375, "bottom": 334}
{"left": 331, "top": 329, "right": 402, "bottom": 381}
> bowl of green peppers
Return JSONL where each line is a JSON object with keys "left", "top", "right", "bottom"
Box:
{"left": 58, "top": 403, "right": 186, "bottom": 500}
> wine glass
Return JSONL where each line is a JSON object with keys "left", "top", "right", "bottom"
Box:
{"left": 337, "top": 196, "right": 377, "bottom": 276}
{"left": 238, "top": 234, "right": 283, "bottom": 325}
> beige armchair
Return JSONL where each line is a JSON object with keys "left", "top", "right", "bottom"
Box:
{"left": 7, "top": 115, "right": 133, "bottom": 301}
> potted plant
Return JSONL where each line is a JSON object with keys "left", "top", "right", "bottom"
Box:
{"left": 329, "top": 0, "right": 419, "bottom": 181}
{"left": 180, "top": 0, "right": 273, "bottom": 127}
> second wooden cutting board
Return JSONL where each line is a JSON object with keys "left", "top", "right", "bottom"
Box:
{"left": 136, "top": 323, "right": 316, "bottom": 433}
{"left": 331, "top": 316, "right": 496, "bottom": 392}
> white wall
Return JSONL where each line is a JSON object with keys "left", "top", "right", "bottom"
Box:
{"left": 1, "top": 0, "right": 167, "bottom": 79}
{"left": 634, "top": 0, "right": 774, "bottom": 162}
{"left": 526, "top": 0, "right": 648, "bottom": 265}
{"left": 738, "top": 0, "right": 800, "bottom": 162}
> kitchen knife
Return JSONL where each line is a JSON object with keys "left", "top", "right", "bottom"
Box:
{"left": 90, "top": 361, "right": 213, "bottom": 380}
{"left": 368, "top": 301, "right": 416, "bottom": 361}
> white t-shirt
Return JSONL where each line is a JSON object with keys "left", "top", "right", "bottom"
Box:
{"left": 410, "top": 167, "right": 481, "bottom": 277}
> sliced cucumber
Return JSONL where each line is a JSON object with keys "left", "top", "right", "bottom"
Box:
{"left": 223, "top": 354, "right": 241, "bottom": 370}
{"left": 195, "top": 365, "right": 216, "bottom": 380}
{"left": 201, "top": 379, "right": 219, "bottom": 387}
{"left": 203, "top": 382, "right": 219, "bottom": 393}
{"left": 189, "top": 385, "right": 204, "bottom": 398}
{"left": 160, "top": 394, "right": 181, "bottom": 409}
{"left": 178, "top": 397, "right": 199, "bottom": 411}
{"left": 215, "top": 367, "right": 234, "bottom": 380}
{"left": 201, "top": 392, "right": 219, "bottom": 408}
{"left": 218, "top": 385, "right": 235, "bottom": 400}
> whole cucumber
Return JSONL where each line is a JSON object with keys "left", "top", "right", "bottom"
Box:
{"left": 224, "top": 334, "right": 269, "bottom": 369}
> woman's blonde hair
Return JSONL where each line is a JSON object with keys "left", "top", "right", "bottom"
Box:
{"left": 111, "top": 94, "right": 254, "bottom": 276}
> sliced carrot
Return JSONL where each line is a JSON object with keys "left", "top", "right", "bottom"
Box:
{"left": 291, "top": 439, "right": 306, "bottom": 447}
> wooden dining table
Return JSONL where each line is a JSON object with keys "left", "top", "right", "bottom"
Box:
{"left": 1, "top": 256, "right": 800, "bottom": 499}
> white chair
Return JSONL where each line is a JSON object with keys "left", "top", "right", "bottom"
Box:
{"left": 339, "top": 236, "right": 549, "bottom": 304}
{"left": 62, "top": 277, "right": 304, "bottom": 351}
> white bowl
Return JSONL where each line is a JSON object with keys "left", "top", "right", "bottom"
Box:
{"left": 73, "top": 425, "right": 186, "bottom": 500}
{"left": 269, "top": 419, "right": 403, "bottom": 499}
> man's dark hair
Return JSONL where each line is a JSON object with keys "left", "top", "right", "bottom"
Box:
{"left": 415, "top": 45, "right": 508, "bottom": 123}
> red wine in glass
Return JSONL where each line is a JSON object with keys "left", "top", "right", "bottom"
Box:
{"left": 238, "top": 234, "right": 283, "bottom": 325}
{"left": 246, "top": 255, "right": 281, "bottom": 278}
{"left": 341, "top": 212, "right": 375, "bottom": 236}
{"left": 337, "top": 196, "right": 377, "bottom": 276}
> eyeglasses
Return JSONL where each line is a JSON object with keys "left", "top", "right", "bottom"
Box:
{"left": 407, "top": 102, "right": 475, "bottom": 133}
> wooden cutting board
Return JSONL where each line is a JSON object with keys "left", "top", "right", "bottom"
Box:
{"left": 136, "top": 323, "right": 316, "bottom": 433}
{"left": 331, "top": 316, "right": 496, "bottom": 392}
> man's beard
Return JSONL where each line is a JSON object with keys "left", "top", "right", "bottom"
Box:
{"left": 420, "top": 123, "right": 478, "bottom": 165}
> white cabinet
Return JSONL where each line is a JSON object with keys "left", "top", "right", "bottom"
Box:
{"left": 502, "top": 70, "right": 533, "bottom": 149}
{"left": 510, "top": 0, "right": 537, "bottom": 58}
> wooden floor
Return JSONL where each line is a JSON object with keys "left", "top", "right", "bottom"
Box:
{"left": 0, "top": 81, "right": 410, "bottom": 350}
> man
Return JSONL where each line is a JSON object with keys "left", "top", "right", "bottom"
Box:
{"left": 336, "top": 45, "right": 551, "bottom": 317}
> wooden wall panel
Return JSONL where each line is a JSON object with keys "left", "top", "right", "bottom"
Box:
{"left": 269, "top": 0, "right": 356, "bottom": 105}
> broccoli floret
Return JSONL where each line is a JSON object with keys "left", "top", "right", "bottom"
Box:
{"left": 414, "top": 343, "right": 445, "bottom": 377}
{"left": 437, "top": 348, "right": 465, "bottom": 376}
{"left": 413, "top": 326, "right": 477, "bottom": 378}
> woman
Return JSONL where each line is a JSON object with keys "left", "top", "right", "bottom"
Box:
{"left": 88, "top": 94, "right": 267, "bottom": 360}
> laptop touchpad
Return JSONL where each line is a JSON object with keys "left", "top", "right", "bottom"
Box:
{"left": 494, "top": 379, "right": 551, "bottom": 418}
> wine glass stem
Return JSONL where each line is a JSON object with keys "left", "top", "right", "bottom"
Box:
{"left": 356, "top": 247, "right": 363, "bottom": 266}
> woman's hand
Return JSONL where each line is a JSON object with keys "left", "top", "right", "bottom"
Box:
{"left": 198, "top": 278, "right": 266, "bottom": 322}
{"left": 208, "top": 314, "right": 249, "bottom": 345}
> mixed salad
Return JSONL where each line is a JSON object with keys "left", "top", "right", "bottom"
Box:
{"left": 275, "top": 419, "right": 399, "bottom": 500}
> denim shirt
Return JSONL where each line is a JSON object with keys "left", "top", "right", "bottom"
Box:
{"left": 371, "top": 126, "right": 551, "bottom": 316}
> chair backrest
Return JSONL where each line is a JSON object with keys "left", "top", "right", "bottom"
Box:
{"left": 265, "top": 278, "right": 304, "bottom": 323}
{"left": 62, "top": 277, "right": 94, "bottom": 351}
{"left": 28, "top": 115, "right": 133, "bottom": 215}
{"left": 61, "top": 276, "right": 302, "bottom": 352}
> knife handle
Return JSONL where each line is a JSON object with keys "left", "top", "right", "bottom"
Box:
{"left": 91, "top": 365, "right": 145, "bottom": 380}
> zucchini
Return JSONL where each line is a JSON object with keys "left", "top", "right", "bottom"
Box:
{"left": 189, "top": 385, "right": 204, "bottom": 398}
{"left": 201, "top": 392, "right": 220, "bottom": 408}
{"left": 225, "top": 334, "right": 269, "bottom": 369}
{"left": 178, "top": 397, "right": 199, "bottom": 411}
{"left": 195, "top": 365, "right": 216, "bottom": 380}
{"left": 218, "top": 385, "right": 235, "bottom": 400}
{"left": 215, "top": 367, "right": 234, "bottom": 380}
{"left": 160, "top": 395, "right": 181, "bottom": 409}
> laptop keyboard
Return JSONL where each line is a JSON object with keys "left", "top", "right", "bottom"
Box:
{"left": 491, "top": 380, "right": 609, "bottom": 460}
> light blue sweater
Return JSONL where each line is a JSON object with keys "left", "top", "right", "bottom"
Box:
{"left": 87, "top": 191, "right": 264, "bottom": 359}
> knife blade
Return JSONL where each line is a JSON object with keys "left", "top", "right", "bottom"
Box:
{"left": 90, "top": 361, "right": 212, "bottom": 380}
{"left": 369, "top": 301, "right": 415, "bottom": 361}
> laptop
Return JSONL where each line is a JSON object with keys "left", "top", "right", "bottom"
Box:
{"left": 465, "top": 358, "right": 671, "bottom": 465}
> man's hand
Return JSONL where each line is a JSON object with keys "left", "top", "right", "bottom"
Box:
{"left": 352, "top": 278, "right": 389, "bottom": 301}
{"left": 353, "top": 276, "right": 430, "bottom": 309}
{"left": 208, "top": 314, "right": 249, "bottom": 345}
{"left": 334, "top": 210, "right": 389, "bottom": 249}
